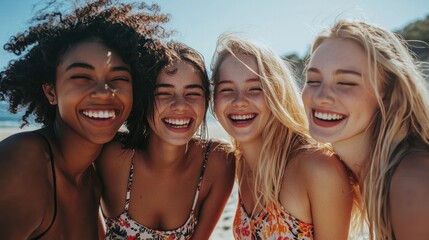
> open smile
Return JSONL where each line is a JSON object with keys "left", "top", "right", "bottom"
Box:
{"left": 314, "top": 111, "right": 345, "bottom": 121}
{"left": 312, "top": 109, "right": 347, "bottom": 127}
{"left": 82, "top": 110, "right": 117, "bottom": 119}
{"left": 163, "top": 117, "right": 193, "bottom": 129}
{"left": 228, "top": 113, "right": 257, "bottom": 123}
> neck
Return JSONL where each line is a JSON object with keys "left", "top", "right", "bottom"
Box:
{"left": 238, "top": 138, "right": 263, "bottom": 172}
{"left": 332, "top": 130, "right": 372, "bottom": 183}
{"left": 50, "top": 123, "right": 102, "bottom": 184}
{"left": 145, "top": 135, "right": 190, "bottom": 171}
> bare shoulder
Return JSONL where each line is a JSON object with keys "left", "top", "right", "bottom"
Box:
{"left": 290, "top": 148, "right": 353, "bottom": 239}
{"left": 0, "top": 131, "right": 53, "bottom": 234}
{"left": 390, "top": 150, "right": 429, "bottom": 203}
{"left": 390, "top": 150, "right": 429, "bottom": 238}
{"left": 96, "top": 140, "right": 132, "bottom": 169}
{"left": 0, "top": 131, "right": 52, "bottom": 183}
{"left": 297, "top": 148, "right": 349, "bottom": 183}
{"left": 95, "top": 140, "right": 133, "bottom": 184}
{"left": 206, "top": 138, "right": 235, "bottom": 171}
{"left": 196, "top": 138, "right": 235, "bottom": 185}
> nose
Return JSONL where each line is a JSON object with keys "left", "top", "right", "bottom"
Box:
{"left": 313, "top": 84, "right": 335, "bottom": 105}
{"left": 232, "top": 92, "right": 249, "bottom": 108}
{"left": 91, "top": 82, "right": 116, "bottom": 99}
{"left": 170, "top": 96, "right": 188, "bottom": 111}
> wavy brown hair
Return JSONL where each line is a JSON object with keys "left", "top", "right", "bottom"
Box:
{"left": 122, "top": 41, "right": 210, "bottom": 149}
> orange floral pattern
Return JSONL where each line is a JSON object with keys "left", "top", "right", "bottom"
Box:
{"left": 233, "top": 199, "right": 314, "bottom": 240}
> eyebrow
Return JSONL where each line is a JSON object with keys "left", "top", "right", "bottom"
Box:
{"left": 217, "top": 78, "right": 260, "bottom": 85}
{"left": 335, "top": 69, "right": 362, "bottom": 76}
{"left": 307, "top": 67, "right": 361, "bottom": 76}
{"left": 65, "top": 62, "right": 130, "bottom": 72}
{"left": 155, "top": 83, "right": 204, "bottom": 90}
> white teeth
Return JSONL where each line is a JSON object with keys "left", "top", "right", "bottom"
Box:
{"left": 83, "top": 110, "right": 115, "bottom": 119}
{"left": 164, "top": 118, "right": 191, "bottom": 128}
{"left": 314, "top": 111, "right": 343, "bottom": 120}
{"left": 230, "top": 114, "right": 255, "bottom": 121}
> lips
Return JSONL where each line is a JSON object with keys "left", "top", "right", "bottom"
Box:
{"left": 314, "top": 111, "right": 344, "bottom": 121}
{"left": 228, "top": 113, "right": 256, "bottom": 122}
{"left": 82, "top": 110, "right": 117, "bottom": 119}
{"left": 312, "top": 109, "right": 346, "bottom": 128}
{"left": 163, "top": 117, "right": 193, "bottom": 129}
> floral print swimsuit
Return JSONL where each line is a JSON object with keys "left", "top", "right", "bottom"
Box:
{"left": 104, "top": 142, "right": 212, "bottom": 240}
{"left": 233, "top": 196, "right": 314, "bottom": 240}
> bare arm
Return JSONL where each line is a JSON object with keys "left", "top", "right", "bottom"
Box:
{"left": 95, "top": 141, "right": 133, "bottom": 218}
{"left": 390, "top": 152, "right": 429, "bottom": 239}
{"left": 0, "top": 133, "right": 51, "bottom": 239}
{"left": 307, "top": 152, "right": 353, "bottom": 240}
{"left": 191, "top": 142, "right": 235, "bottom": 240}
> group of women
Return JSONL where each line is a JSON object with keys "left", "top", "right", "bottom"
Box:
{"left": 0, "top": 0, "right": 428, "bottom": 239}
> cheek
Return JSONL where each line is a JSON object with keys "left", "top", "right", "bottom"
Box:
{"left": 301, "top": 88, "right": 312, "bottom": 107}
{"left": 213, "top": 97, "right": 225, "bottom": 114}
{"left": 194, "top": 102, "right": 206, "bottom": 116}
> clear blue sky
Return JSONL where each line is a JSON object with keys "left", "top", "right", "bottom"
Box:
{"left": 0, "top": 0, "right": 428, "bottom": 68}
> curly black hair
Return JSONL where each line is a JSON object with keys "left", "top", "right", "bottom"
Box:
{"left": 122, "top": 41, "right": 210, "bottom": 149}
{"left": 0, "top": 0, "right": 170, "bottom": 127}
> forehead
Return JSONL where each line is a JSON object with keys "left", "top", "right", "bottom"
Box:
{"left": 58, "top": 40, "right": 122, "bottom": 66}
{"left": 157, "top": 60, "right": 202, "bottom": 85}
{"left": 309, "top": 38, "right": 367, "bottom": 71}
{"left": 218, "top": 53, "right": 259, "bottom": 79}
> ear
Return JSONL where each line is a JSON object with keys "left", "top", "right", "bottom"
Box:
{"left": 42, "top": 83, "right": 57, "bottom": 105}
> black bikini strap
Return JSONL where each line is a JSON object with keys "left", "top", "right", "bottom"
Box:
{"left": 190, "top": 140, "right": 213, "bottom": 212}
{"left": 32, "top": 131, "right": 57, "bottom": 240}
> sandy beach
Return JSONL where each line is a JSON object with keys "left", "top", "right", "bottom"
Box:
{"left": 0, "top": 122, "right": 236, "bottom": 240}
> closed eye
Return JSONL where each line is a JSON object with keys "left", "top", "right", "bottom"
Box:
{"left": 70, "top": 74, "right": 92, "bottom": 80}
{"left": 155, "top": 92, "right": 173, "bottom": 96}
{"left": 111, "top": 76, "right": 131, "bottom": 82}
{"left": 337, "top": 82, "right": 357, "bottom": 86}
{"left": 305, "top": 80, "right": 321, "bottom": 86}
{"left": 186, "top": 92, "right": 203, "bottom": 96}
{"left": 219, "top": 88, "right": 234, "bottom": 93}
{"left": 249, "top": 87, "right": 263, "bottom": 91}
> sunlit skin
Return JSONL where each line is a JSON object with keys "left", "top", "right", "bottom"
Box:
{"left": 214, "top": 50, "right": 353, "bottom": 240}
{"left": 46, "top": 40, "right": 133, "bottom": 146}
{"left": 97, "top": 58, "right": 234, "bottom": 239}
{"left": 214, "top": 53, "right": 270, "bottom": 147}
{"left": 302, "top": 38, "right": 379, "bottom": 173}
{"left": 148, "top": 61, "right": 206, "bottom": 146}
{"left": 0, "top": 39, "right": 133, "bottom": 239}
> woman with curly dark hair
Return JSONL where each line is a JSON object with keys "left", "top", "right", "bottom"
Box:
{"left": 0, "top": 0, "right": 168, "bottom": 239}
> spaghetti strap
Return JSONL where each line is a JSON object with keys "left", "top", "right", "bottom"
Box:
{"left": 124, "top": 149, "right": 136, "bottom": 211}
{"left": 32, "top": 131, "right": 57, "bottom": 240}
{"left": 190, "top": 140, "right": 213, "bottom": 213}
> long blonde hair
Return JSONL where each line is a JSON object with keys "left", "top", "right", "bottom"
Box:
{"left": 310, "top": 19, "right": 429, "bottom": 239}
{"left": 211, "top": 34, "right": 323, "bottom": 207}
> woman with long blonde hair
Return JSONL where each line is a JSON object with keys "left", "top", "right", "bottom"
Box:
{"left": 212, "top": 34, "right": 354, "bottom": 239}
{"left": 302, "top": 19, "right": 429, "bottom": 239}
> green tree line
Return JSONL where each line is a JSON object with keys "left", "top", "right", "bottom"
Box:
{"left": 285, "top": 14, "right": 429, "bottom": 86}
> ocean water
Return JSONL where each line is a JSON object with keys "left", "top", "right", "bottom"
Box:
{"left": 0, "top": 101, "right": 219, "bottom": 129}
{"left": 0, "top": 101, "right": 26, "bottom": 127}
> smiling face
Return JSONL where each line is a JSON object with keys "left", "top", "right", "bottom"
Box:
{"left": 301, "top": 38, "right": 379, "bottom": 147}
{"left": 148, "top": 60, "right": 206, "bottom": 146}
{"left": 214, "top": 53, "right": 270, "bottom": 145}
{"left": 44, "top": 39, "right": 133, "bottom": 144}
